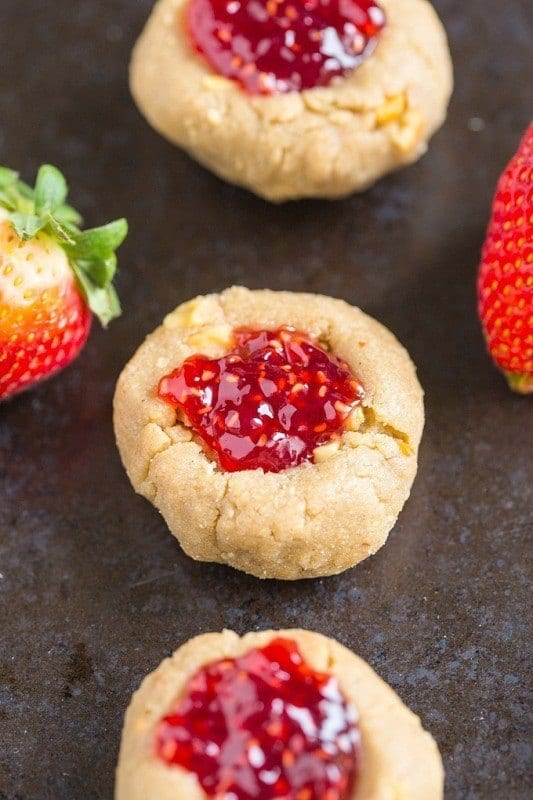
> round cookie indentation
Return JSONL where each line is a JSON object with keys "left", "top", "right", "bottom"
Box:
{"left": 157, "top": 325, "right": 365, "bottom": 473}
{"left": 187, "top": 0, "right": 386, "bottom": 95}
{"left": 155, "top": 635, "right": 360, "bottom": 798}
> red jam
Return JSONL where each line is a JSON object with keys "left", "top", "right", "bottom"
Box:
{"left": 156, "top": 637, "right": 360, "bottom": 799}
{"left": 158, "top": 327, "right": 364, "bottom": 473}
{"left": 187, "top": 0, "right": 386, "bottom": 94}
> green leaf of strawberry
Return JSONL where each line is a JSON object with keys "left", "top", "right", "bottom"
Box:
{"left": 9, "top": 212, "right": 47, "bottom": 239}
{"left": 0, "top": 162, "right": 127, "bottom": 327}
{"left": 70, "top": 262, "right": 122, "bottom": 327}
{"left": 0, "top": 167, "right": 18, "bottom": 187}
{"left": 34, "top": 164, "right": 68, "bottom": 214}
{"left": 66, "top": 218, "right": 128, "bottom": 259}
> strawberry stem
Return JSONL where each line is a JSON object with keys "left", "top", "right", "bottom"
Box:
{"left": 505, "top": 372, "right": 533, "bottom": 395}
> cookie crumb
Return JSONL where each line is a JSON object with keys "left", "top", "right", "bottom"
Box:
{"left": 468, "top": 116, "right": 486, "bottom": 133}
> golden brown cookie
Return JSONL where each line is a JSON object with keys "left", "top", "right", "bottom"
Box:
{"left": 130, "top": 0, "right": 453, "bottom": 201}
{"left": 115, "top": 629, "right": 444, "bottom": 799}
{"left": 114, "top": 287, "right": 424, "bottom": 579}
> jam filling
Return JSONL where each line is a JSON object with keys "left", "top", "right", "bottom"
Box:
{"left": 187, "top": 0, "right": 386, "bottom": 94}
{"left": 156, "top": 637, "right": 360, "bottom": 799}
{"left": 158, "top": 326, "right": 364, "bottom": 473}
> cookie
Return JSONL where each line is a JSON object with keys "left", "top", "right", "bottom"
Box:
{"left": 113, "top": 287, "right": 424, "bottom": 579}
{"left": 115, "top": 629, "right": 444, "bottom": 799}
{"left": 130, "top": 0, "right": 453, "bottom": 201}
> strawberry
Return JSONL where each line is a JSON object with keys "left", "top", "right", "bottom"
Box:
{"left": 478, "top": 125, "right": 533, "bottom": 394}
{"left": 0, "top": 164, "right": 127, "bottom": 400}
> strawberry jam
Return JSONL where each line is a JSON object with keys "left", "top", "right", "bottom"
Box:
{"left": 158, "top": 327, "right": 364, "bottom": 473}
{"left": 156, "top": 637, "right": 360, "bottom": 799}
{"left": 186, "top": 0, "right": 386, "bottom": 94}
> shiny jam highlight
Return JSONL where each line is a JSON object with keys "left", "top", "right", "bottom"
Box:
{"left": 187, "top": 0, "right": 386, "bottom": 94}
{"left": 158, "top": 326, "right": 364, "bottom": 473}
{"left": 156, "top": 637, "right": 360, "bottom": 799}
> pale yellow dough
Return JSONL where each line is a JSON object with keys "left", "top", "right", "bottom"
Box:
{"left": 115, "top": 629, "right": 444, "bottom": 799}
{"left": 130, "top": 0, "right": 453, "bottom": 201}
{"left": 113, "top": 287, "right": 424, "bottom": 579}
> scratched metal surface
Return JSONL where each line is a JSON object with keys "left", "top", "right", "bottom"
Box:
{"left": 0, "top": 1, "right": 532, "bottom": 798}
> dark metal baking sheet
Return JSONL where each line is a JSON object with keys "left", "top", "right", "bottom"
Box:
{"left": 0, "top": 1, "right": 532, "bottom": 798}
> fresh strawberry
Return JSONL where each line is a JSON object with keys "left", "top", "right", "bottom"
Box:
{"left": 0, "top": 164, "right": 127, "bottom": 400}
{"left": 478, "top": 125, "right": 533, "bottom": 394}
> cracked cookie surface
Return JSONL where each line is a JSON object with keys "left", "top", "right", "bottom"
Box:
{"left": 115, "top": 629, "right": 444, "bottom": 799}
{"left": 130, "top": 0, "right": 452, "bottom": 201}
{"left": 113, "top": 288, "right": 424, "bottom": 579}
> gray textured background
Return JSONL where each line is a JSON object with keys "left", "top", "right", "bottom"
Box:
{"left": 0, "top": 1, "right": 532, "bottom": 798}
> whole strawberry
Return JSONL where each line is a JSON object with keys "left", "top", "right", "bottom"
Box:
{"left": 478, "top": 125, "right": 533, "bottom": 394}
{"left": 0, "top": 165, "right": 127, "bottom": 400}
